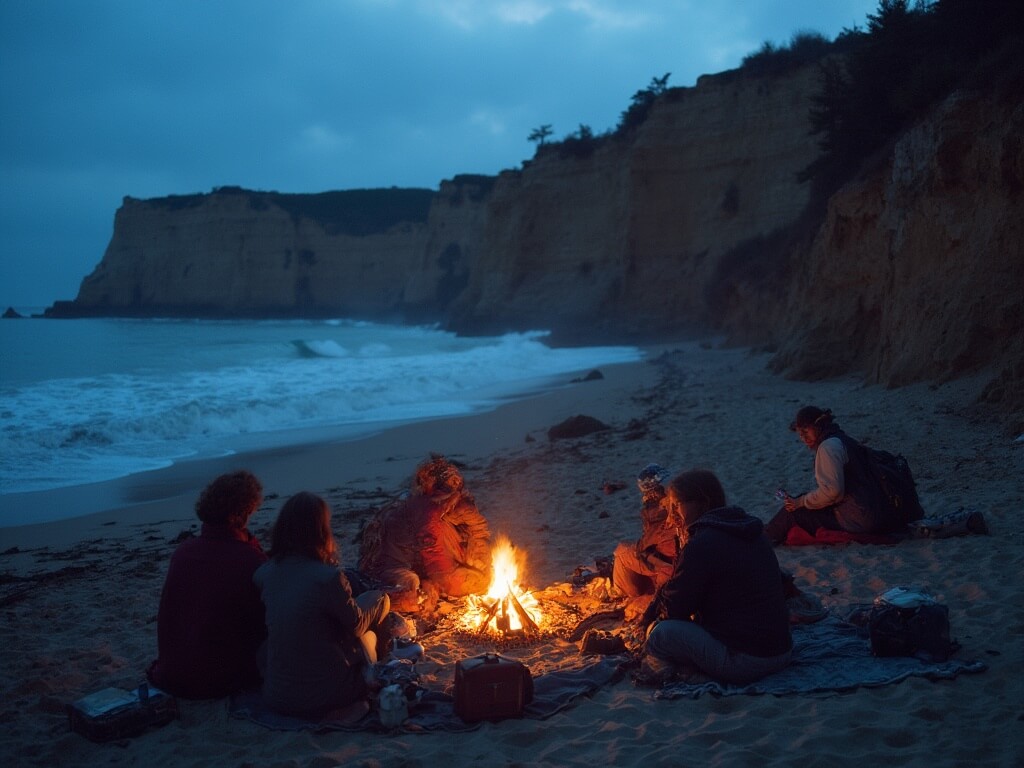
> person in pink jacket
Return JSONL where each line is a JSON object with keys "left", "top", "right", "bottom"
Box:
{"left": 359, "top": 454, "right": 492, "bottom": 612}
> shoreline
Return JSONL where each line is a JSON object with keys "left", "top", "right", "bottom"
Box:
{"left": 0, "top": 354, "right": 661, "bottom": 555}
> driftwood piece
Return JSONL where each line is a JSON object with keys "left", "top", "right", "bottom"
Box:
{"left": 568, "top": 608, "right": 625, "bottom": 642}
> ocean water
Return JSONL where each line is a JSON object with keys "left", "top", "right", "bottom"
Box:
{"left": 0, "top": 315, "right": 642, "bottom": 503}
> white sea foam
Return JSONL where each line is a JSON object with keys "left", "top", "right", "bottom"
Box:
{"left": 0, "top": 319, "right": 641, "bottom": 499}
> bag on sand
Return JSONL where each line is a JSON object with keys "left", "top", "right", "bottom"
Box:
{"left": 868, "top": 587, "right": 957, "bottom": 662}
{"left": 579, "top": 628, "right": 627, "bottom": 655}
{"left": 908, "top": 507, "right": 989, "bottom": 538}
{"left": 67, "top": 684, "right": 177, "bottom": 742}
{"left": 453, "top": 653, "right": 534, "bottom": 722}
{"left": 864, "top": 448, "right": 926, "bottom": 526}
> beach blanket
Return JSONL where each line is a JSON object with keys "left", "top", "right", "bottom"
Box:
{"left": 783, "top": 527, "right": 902, "bottom": 546}
{"left": 782, "top": 508, "right": 989, "bottom": 546}
{"left": 229, "top": 655, "right": 628, "bottom": 733}
{"left": 654, "top": 616, "right": 986, "bottom": 700}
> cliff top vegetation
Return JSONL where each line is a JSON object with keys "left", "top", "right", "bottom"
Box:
{"left": 532, "top": 0, "right": 1023, "bottom": 193}
{"left": 141, "top": 186, "right": 435, "bottom": 237}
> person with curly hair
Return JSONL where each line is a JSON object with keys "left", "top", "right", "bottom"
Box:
{"left": 148, "top": 470, "right": 267, "bottom": 698}
{"left": 254, "top": 491, "right": 390, "bottom": 720}
{"left": 359, "top": 454, "right": 492, "bottom": 612}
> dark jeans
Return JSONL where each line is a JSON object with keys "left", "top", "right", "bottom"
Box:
{"left": 645, "top": 620, "right": 792, "bottom": 684}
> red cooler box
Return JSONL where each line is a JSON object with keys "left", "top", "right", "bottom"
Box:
{"left": 453, "top": 652, "right": 534, "bottom": 722}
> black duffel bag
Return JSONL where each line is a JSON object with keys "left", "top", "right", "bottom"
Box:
{"left": 868, "top": 600, "right": 957, "bottom": 662}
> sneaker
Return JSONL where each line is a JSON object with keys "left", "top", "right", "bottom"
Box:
{"left": 389, "top": 638, "right": 424, "bottom": 662}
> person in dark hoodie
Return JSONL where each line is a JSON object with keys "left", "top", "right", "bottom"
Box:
{"left": 636, "top": 469, "right": 792, "bottom": 684}
{"left": 764, "top": 406, "right": 904, "bottom": 544}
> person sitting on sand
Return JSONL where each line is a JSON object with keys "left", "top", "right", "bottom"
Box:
{"left": 254, "top": 491, "right": 391, "bottom": 720}
{"left": 764, "top": 406, "right": 908, "bottom": 544}
{"left": 612, "top": 464, "right": 678, "bottom": 606}
{"left": 148, "top": 470, "right": 268, "bottom": 699}
{"left": 635, "top": 469, "right": 792, "bottom": 685}
{"left": 358, "top": 454, "right": 492, "bottom": 613}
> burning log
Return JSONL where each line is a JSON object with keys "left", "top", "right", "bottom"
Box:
{"left": 507, "top": 587, "right": 540, "bottom": 636}
{"left": 477, "top": 598, "right": 502, "bottom": 635}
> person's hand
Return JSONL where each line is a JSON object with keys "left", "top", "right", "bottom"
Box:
{"left": 623, "top": 594, "right": 654, "bottom": 623}
{"left": 783, "top": 493, "right": 802, "bottom": 512}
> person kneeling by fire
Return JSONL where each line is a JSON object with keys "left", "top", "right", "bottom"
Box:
{"left": 631, "top": 469, "right": 793, "bottom": 686}
{"left": 612, "top": 463, "right": 678, "bottom": 619}
{"left": 358, "top": 454, "right": 493, "bottom": 613}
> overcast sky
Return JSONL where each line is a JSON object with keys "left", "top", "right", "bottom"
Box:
{"left": 0, "top": 0, "right": 878, "bottom": 308}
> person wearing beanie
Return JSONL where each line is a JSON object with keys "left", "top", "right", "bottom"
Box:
{"left": 612, "top": 464, "right": 679, "bottom": 605}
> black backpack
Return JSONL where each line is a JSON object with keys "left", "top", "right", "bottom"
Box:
{"left": 864, "top": 447, "right": 926, "bottom": 526}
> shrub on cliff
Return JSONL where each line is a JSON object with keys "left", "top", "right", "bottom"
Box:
{"left": 740, "top": 30, "right": 834, "bottom": 77}
{"left": 801, "top": 0, "right": 1024, "bottom": 198}
{"left": 615, "top": 73, "right": 671, "bottom": 134}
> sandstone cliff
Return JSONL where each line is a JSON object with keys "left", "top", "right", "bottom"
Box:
{"left": 59, "top": 66, "right": 822, "bottom": 332}
{"left": 66, "top": 188, "right": 435, "bottom": 318}
{"left": 50, "top": 65, "right": 1024, "bottom": 425}
{"left": 765, "top": 91, "right": 1023, "bottom": 420}
{"left": 446, "top": 65, "right": 822, "bottom": 337}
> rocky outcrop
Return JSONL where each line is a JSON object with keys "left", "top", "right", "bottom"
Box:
{"left": 63, "top": 187, "right": 436, "bottom": 318}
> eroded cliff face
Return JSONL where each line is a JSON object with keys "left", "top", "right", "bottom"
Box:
{"left": 54, "top": 66, "right": 1023, "bottom": 422}
{"left": 447, "top": 66, "right": 822, "bottom": 336}
{"left": 64, "top": 66, "right": 822, "bottom": 331}
{"left": 767, "top": 91, "right": 1023, "bottom": 416}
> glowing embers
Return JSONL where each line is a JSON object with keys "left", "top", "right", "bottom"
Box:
{"left": 460, "top": 535, "right": 543, "bottom": 639}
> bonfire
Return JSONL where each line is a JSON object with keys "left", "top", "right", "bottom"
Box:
{"left": 459, "top": 535, "right": 543, "bottom": 638}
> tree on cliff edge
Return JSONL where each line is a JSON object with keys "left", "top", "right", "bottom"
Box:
{"left": 528, "top": 124, "right": 554, "bottom": 147}
{"left": 801, "top": 0, "right": 1024, "bottom": 197}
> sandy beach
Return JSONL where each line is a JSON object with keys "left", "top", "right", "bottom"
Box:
{"left": 2, "top": 339, "right": 1022, "bottom": 767}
